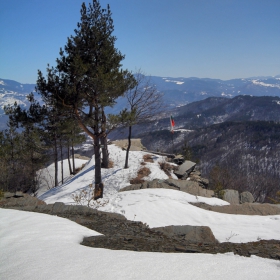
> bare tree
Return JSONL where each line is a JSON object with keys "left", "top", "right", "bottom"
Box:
{"left": 121, "top": 70, "right": 164, "bottom": 168}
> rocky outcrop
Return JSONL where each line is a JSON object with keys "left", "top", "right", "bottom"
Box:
{"left": 221, "top": 189, "right": 255, "bottom": 204}
{"left": 120, "top": 178, "right": 214, "bottom": 198}
{"left": 223, "top": 189, "right": 240, "bottom": 205}
{"left": 153, "top": 225, "right": 217, "bottom": 244}
{"left": 240, "top": 191, "right": 255, "bottom": 204}
{"left": 165, "top": 179, "right": 214, "bottom": 198}
{"left": 0, "top": 192, "right": 46, "bottom": 208}
{"left": 174, "top": 160, "right": 196, "bottom": 178}
{"left": 120, "top": 179, "right": 178, "bottom": 192}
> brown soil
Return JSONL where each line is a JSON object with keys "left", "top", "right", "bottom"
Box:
{"left": 130, "top": 167, "right": 151, "bottom": 184}
{"left": 190, "top": 202, "right": 280, "bottom": 216}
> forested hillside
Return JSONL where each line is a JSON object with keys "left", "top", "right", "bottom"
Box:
{"left": 139, "top": 121, "right": 280, "bottom": 202}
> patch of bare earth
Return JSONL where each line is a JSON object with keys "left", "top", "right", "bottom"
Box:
{"left": 143, "top": 154, "right": 154, "bottom": 163}
{"left": 130, "top": 167, "right": 151, "bottom": 184}
{"left": 190, "top": 202, "right": 280, "bottom": 215}
{"left": 159, "top": 160, "right": 178, "bottom": 178}
{"left": 75, "top": 163, "right": 86, "bottom": 173}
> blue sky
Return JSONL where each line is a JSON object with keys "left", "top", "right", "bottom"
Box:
{"left": 0, "top": 0, "right": 279, "bottom": 84}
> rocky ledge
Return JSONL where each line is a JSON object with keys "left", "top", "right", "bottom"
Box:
{"left": 1, "top": 193, "right": 280, "bottom": 260}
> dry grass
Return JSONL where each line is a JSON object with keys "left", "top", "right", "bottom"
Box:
{"left": 108, "top": 160, "right": 114, "bottom": 168}
{"left": 143, "top": 154, "right": 154, "bottom": 163}
{"left": 130, "top": 166, "right": 151, "bottom": 184}
{"left": 159, "top": 160, "right": 177, "bottom": 178}
{"left": 74, "top": 163, "right": 86, "bottom": 173}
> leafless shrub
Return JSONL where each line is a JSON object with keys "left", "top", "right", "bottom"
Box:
{"left": 72, "top": 183, "right": 109, "bottom": 208}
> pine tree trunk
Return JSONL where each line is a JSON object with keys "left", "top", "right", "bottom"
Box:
{"left": 94, "top": 107, "right": 103, "bottom": 200}
{"left": 94, "top": 136, "right": 103, "bottom": 200}
{"left": 67, "top": 142, "right": 73, "bottom": 175}
{"left": 124, "top": 125, "right": 132, "bottom": 169}
{"left": 101, "top": 108, "right": 109, "bottom": 168}
{"left": 101, "top": 135, "right": 109, "bottom": 168}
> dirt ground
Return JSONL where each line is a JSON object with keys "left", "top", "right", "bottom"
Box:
{"left": 190, "top": 202, "right": 280, "bottom": 215}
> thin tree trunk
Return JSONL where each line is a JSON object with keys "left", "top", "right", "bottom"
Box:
{"left": 94, "top": 107, "right": 103, "bottom": 200}
{"left": 67, "top": 142, "right": 73, "bottom": 175}
{"left": 71, "top": 139, "right": 76, "bottom": 174}
{"left": 101, "top": 108, "right": 109, "bottom": 168}
{"left": 101, "top": 135, "right": 109, "bottom": 168}
{"left": 124, "top": 125, "right": 132, "bottom": 169}
{"left": 54, "top": 137, "right": 58, "bottom": 187}
{"left": 60, "top": 138, "right": 64, "bottom": 185}
{"left": 94, "top": 136, "right": 103, "bottom": 200}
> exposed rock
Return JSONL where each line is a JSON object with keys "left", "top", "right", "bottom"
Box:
{"left": 153, "top": 225, "right": 217, "bottom": 244}
{"left": 223, "top": 189, "right": 240, "bottom": 204}
{"left": 0, "top": 192, "right": 46, "bottom": 207}
{"left": 120, "top": 178, "right": 214, "bottom": 198}
{"left": 120, "top": 179, "right": 179, "bottom": 192}
{"left": 165, "top": 179, "right": 214, "bottom": 198}
{"left": 174, "top": 160, "right": 196, "bottom": 178}
{"left": 190, "top": 202, "right": 280, "bottom": 215}
{"left": 112, "top": 139, "right": 146, "bottom": 151}
{"left": 240, "top": 191, "right": 255, "bottom": 204}
{"left": 3, "top": 191, "right": 24, "bottom": 198}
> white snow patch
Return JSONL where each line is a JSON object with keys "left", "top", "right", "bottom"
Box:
{"left": 164, "top": 79, "right": 184, "bottom": 85}
{"left": 39, "top": 145, "right": 175, "bottom": 204}
{"left": 252, "top": 80, "right": 280, "bottom": 89}
{"left": 273, "top": 100, "right": 280, "bottom": 105}
{"left": 98, "top": 188, "right": 280, "bottom": 243}
{"left": 36, "top": 158, "right": 89, "bottom": 196}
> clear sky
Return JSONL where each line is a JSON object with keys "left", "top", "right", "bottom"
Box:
{"left": 0, "top": 0, "right": 279, "bottom": 84}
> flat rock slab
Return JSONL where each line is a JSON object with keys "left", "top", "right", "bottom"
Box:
{"left": 154, "top": 225, "right": 217, "bottom": 244}
{"left": 165, "top": 179, "right": 214, "bottom": 198}
{"left": 174, "top": 160, "right": 196, "bottom": 177}
{"left": 223, "top": 189, "right": 240, "bottom": 205}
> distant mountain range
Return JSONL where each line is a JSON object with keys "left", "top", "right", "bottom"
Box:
{"left": 1, "top": 75, "right": 280, "bottom": 129}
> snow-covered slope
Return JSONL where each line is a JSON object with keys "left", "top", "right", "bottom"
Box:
{"left": 1, "top": 144, "right": 280, "bottom": 279}
{"left": 39, "top": 144, "right": 176, "bottom": 203}
{"left": 1, "top": 208, "right": 280, "bottom": 280}
{"left": 0, "top": 209, "right": 280, "bottom": 280}
{"left": 38, "top": 144, "right": 280, "bottom": 244}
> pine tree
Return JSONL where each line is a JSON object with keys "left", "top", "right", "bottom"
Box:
{"left": 39, "top": 0, "right": 135, "bottom": 199}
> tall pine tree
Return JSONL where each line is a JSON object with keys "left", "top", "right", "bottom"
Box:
{"left": 38, "top": 0, "right": 135, "bottom": 199}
